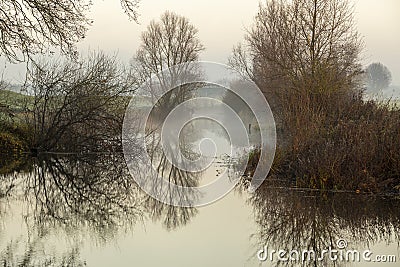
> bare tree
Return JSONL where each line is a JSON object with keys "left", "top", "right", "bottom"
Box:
{"left": 0, "top": 0, "right": 139, "bottom": 62}
{"left": 26, "top": 52, "right": 134, "bottom": 152}
{"left": 132, "top": 11, "right": 204, "bottom": 115}
{"left": 230, "top": 0, "right": 364, "bottom": 148}
{"left": 134, "top": 11, "right": 204, "bottom": 78}
{"left": 231, "top": 0, "right": 362, "bottom": 95}
{"left": 365, "top": 62, "right": 392, "bottom": 93}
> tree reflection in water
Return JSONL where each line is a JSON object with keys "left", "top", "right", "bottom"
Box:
{"left": 249, "top": 186, "right": 400, "bottom": 266}
{"left": 0, "top": 236, "right": 85, "bottom": 267}
{"left": 141, "top": 128, "right": 200, "bottom": 230}
{"left": 26, "top": 154, "right": 142, "bottom": 230}
{"left": 0, "top": 135, "right": 201, "bottom": 264}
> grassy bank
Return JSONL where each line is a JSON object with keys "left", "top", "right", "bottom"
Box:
{"left": 0, "top": 89, "right": 33, "bottom": 158}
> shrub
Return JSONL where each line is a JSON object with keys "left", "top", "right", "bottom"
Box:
{"left": 0, "top": 122, "right": 32, "bottom": 146}
{"left": 0, "top": 132, "right": 25, "bottom": 154}
{"left": 243, "top": 93, "right": 400, "bottom": 194}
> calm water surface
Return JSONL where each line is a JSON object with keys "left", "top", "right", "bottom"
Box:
{"left": 1, "top": 103, "right": 399, "bottom": 266}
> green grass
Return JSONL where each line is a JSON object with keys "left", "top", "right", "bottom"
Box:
{"left": 0, "top": 89, "right": 33, "bottom": 112}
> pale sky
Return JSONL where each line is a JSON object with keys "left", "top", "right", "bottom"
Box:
{"left": 1, "top": 0, "right": 400, "bottom": 85}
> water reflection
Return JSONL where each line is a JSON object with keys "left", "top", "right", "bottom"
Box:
{"left": 2, "top": 155, "right": 400, "bottom": 266}
{"left": 0, "top": 236, "right": 85, "bottom": 267}
{"left": 250, "top": 187, "right": 400, "bottom": 266}
{"left": 0, "top": 151, "right": 200, "bottom": 264}
{"left": 143, "top": 129, "right": 200, "bottom": 228}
